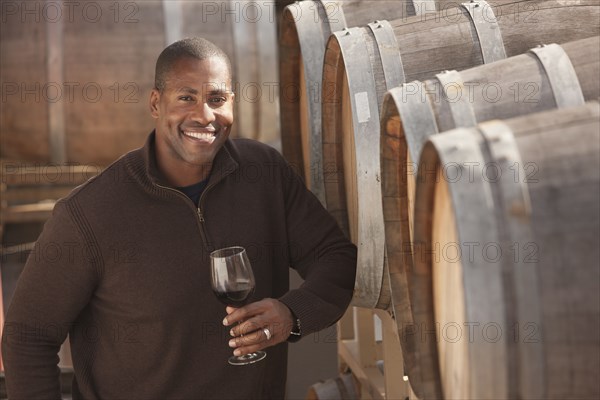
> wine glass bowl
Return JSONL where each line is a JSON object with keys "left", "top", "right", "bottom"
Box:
{"left": 211, "top": 246, "right": 255, "bottom": 307}
{"left": 210, "top": 246, "right": 267, "bottom": 365}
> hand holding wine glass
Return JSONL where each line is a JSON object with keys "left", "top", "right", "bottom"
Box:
{"left": 210, "top": 246, "right": 267, "bottom": 365}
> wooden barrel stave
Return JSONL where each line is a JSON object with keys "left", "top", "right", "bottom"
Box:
{"left": 393, "top": 0, "right": 600, "bottom": 83}
{"left": 508, "top": 107, "right": 600, "bottom": 399}
{"left": 381, "top": 113, "right": 418, "bottom": 370}
{"left": 412, "top": 102, "right": 600, "bottom": 399}
{"left": 1, "top": 0, "right": 279, "bottom": 165}
{"left": 62, "top": 1, "right": 166, "bottom": 165}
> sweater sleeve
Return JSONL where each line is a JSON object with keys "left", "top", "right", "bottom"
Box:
{"left": 276, "top": 160, "right": 357, "bottom": 336}
{"left": 1, "top": 199, "right": 100, "bottom": 399}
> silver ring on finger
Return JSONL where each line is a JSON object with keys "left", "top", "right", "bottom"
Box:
{"left": 263, "top": 327, "right": 272, "bottom": 341}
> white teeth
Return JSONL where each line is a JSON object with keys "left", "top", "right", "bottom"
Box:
{"left": 183, "top": 131, "right": 216, "bottom": 143}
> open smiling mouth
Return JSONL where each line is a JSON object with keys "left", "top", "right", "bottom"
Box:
{"left": 181, "top": 129, "right": 217, "bottom": 144}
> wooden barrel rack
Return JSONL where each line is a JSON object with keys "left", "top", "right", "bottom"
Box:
{"left": 322, "top": 0, "right": 600, "bottom": 311}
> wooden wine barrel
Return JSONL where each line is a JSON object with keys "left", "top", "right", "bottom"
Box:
{"left": 322, "top": 0, "right": 599, "bottom": 308}
{"left": 379, "top": 35, "right": 599, "bottom": 393}
{"left": 380, "top": 33, "right": 599, "bottom": 369}
{"left": 278, "top": 0, "right": 448, "bottom": 202}
{"left": 0, "top": 0, "right": 279, "bottom": 166}
{"left": 411, "top": 102, "right": 600, "bottom": 399}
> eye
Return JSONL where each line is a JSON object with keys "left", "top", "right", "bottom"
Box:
{"left": 208, "top": 96, "right": 227, "bottom": 105}
{"left": 178, "top": 96, "right": 194, "bottom": 102}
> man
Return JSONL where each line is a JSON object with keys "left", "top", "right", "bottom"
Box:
{"left": 2, "top": 38, "right": 357, "bottom": 399}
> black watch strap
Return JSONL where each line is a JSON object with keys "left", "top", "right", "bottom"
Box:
{"left": 288, "top": 316, "right": 302, "bottom": 342}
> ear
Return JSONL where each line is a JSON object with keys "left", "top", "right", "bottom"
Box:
{"left": 149, "top": 89, "right": 160, "bottom": 119}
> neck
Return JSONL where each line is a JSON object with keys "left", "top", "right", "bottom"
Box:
{"left": 165, "top": 164, "right": 211, "bottom": 187}
{"left": 155, "top": 149, "right": 212, "bottom": 187}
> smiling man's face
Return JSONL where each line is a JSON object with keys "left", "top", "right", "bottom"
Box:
{"left": 150, "top": 56, "right": 234, "bottom": 184}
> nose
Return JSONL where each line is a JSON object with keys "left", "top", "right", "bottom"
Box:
{"left": 189, "top": 101, "right": 216, "bottom": 125}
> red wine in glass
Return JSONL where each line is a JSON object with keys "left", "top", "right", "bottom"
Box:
{"left": 210, "top": 246, "right": 266, "bottom": 365}
{"left": 213, "top": 287, "right": 254, "bottom": 308}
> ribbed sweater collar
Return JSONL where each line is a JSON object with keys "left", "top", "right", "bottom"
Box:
{"left": 125, "top": 131, "right": 239, "bottom": 196}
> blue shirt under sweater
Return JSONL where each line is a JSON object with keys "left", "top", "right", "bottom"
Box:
{"left": 177, "top": 179, "right": 209, "bottom": 206}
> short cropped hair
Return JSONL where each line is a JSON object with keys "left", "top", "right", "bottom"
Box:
{"left": 154, "top": 37, "right": 232, "bottom": 92}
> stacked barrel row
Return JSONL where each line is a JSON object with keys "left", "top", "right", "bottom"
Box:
{"left": 278, "top": 0, "right": 600, "bottom": 399}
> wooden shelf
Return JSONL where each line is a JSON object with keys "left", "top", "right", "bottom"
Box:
{"left": 339, "top": 338, "right": 386, "bottom": 400}
{"left": 337, "top": 307, "right": 413, "bottom": 399}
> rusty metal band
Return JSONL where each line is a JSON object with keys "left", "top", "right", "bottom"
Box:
{"left": 461, "top": 0, "right": 507, "bottom": 63}
{"left": 436, "top": 69, "right": 477, "bottom": 128}
{"left": 318, "top": 0, "right": 347, "bottom": 37}
{"left": 292, "top": 0, "right": 335, "bottom": 204}
{"left": 412, "top": 0, "right": 438, "bottom": 15}
{"left": 367, "top": 20, "right": 406, "bottom": 89}
{"left": 392, "top": 81, "right": 439, "bottom": 164}
{"left": 477, "top": 119, "right": 545, "bottom": 400}
{"left": 334, "top": 26, "right": 386, "bottom": 309}
{"left": 529, "top": 43, "right": 585, "bottom": 109}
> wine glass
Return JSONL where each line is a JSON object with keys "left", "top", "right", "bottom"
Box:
{"left": 210, "top": 246, "right": 267, "bottom": 365}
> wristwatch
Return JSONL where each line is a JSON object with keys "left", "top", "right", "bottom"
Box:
{"left": 287, "top": 315, "right": 302, "bottom": 343}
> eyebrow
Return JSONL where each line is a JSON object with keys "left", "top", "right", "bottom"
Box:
{"left": 176, "top": 87, "right": 199, "bottom": 95}
{"left": 176, "top": 86, "right": 233, "bottom": 95}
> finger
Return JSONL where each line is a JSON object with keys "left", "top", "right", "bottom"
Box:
{"left": 233, "top": 341, "right": 269, "bottom": 357}
{"left": 223, "top": 308, "right": 249, "bottom": 326}
{"left": 228, "top": 328, "right": 269, "bottom": 349}
{"left": 229, "top": 317, "right": 266, "bottom": 338}
{"left": 227, "top": 299, "right": 294, "bottom": 339}
{"left": 225, "top": 306, "right": 238, "bottom": 315}
{"left": 229, "top": 327, "right": 280, "bottom": 347}
{"left": 223, "top": 301, "right": 268, "bottom": 326}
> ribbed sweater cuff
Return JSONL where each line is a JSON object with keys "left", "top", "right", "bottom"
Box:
{"left": 278, "top": 288, "right": 347, "bottom": 338}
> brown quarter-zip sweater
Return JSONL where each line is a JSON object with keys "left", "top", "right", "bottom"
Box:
{"left": 2, "top": 132, "right": 357, "bottom": 399}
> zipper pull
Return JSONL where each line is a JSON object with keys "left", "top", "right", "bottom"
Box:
{"left": 197, "top": 208, "right": 205, "bottom": 222}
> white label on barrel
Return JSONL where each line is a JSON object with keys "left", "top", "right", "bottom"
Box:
{"left": 355, "top": 92, "right": 371, "bottom": 123}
